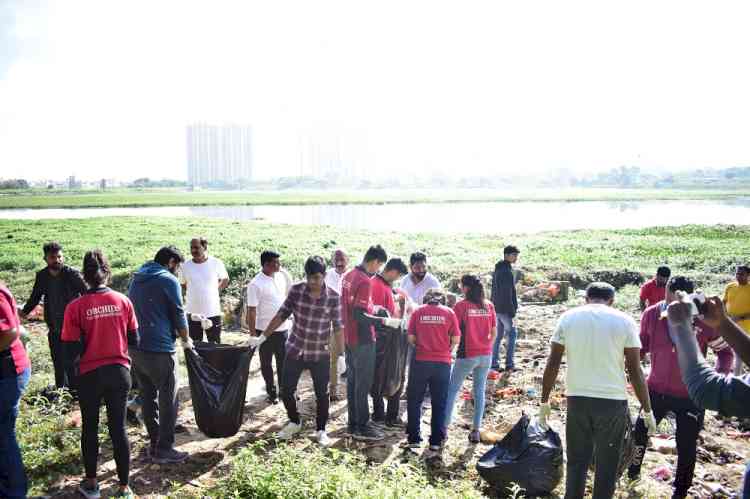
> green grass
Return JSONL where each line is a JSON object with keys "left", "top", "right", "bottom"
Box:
{"left": 2, "top": 219, "right": 748, "bottom": 303}
{"left": 7, "top": 217, "right": 749, "bottom": 497}
{"left": 207, "top": 442, "right": 483, "bottom": 499}
{"left": 2, "top": 187, "right": 750, "bottom": 209}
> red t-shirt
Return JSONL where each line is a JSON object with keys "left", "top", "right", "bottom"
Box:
{"left": 62, "top": 288, "right": 138, "bottom": 375}
{"left": 370, "top": 274, "right": 396, "bottom": 316}
{"left": 407, "top": 304, "right": 461, "bottom": 364}
{"left": 341, "top": 266, "right": 375, "bottom": 346}
{"left": 453, "top": 299, "right": 496, "bottom": 358}
{"left": 640, "top": 278, "right": 666, "bottom": 308}
{"left": 0, "top": 285, "right": 31, "bottom": 375}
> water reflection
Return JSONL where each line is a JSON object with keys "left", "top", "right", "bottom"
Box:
{"left": 1, "top": 199, "right": 750, "bottom": 234}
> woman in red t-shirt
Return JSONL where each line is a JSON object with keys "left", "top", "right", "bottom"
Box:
{"left": 0, "top": 282, "right": 31, "bottom": 499}
{"left": 444, "top": 275, "right": 497, "bottom": 443}
{"left": 62, "top": 250, "right": 138, "bottom": 499}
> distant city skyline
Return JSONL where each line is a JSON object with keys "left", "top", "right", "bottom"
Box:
{"left": 187, "top": 123, "right": 253, "bottom": 186}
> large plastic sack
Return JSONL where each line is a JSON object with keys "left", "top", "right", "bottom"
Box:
{"left": 185, "top": 342, "right": 252, "bottom": 438}
{"left": 371, "top": 326, "right": 410, "bottom": 399}
{"left": 476, "top": 414, "right": 564, "bottom": 497}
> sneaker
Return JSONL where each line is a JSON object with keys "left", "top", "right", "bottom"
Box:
{"left": 277, "top": 421, "right": 302, "bottom": 440}
{"left": 468, "top": 430, "right": 481, "bottom": 444}
{"left": 153, "top": 448, "right": 189, "bottom": 464}
{"left": 77, "top": 480, "right": 101, "bottom": 499}
{"left": 353, "top": 424, "right": 385, "bottom": 441}
{"left": 315, "top": 430, "right": 332, "bottom": 447}
{"left": 401, "top": 441, "right": 421, "bottom": 449}
{"left": 111, "top": 487, "right": 136, "bottom": 499}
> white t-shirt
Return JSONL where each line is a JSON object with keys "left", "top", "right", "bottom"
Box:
{"left": 551, "top": 303, "right": 641, "bottom": 401}
{"left": 180, "top": 256, "right": 229, "bottom": 317}
{"left": 325, "top": 268, "right": 346, "bottom": 295}
{"left": 246, "top": 269, "right": 292, "bottom": 331}
{"left": 399, "top": 273, "right": 441, "bottom": 306}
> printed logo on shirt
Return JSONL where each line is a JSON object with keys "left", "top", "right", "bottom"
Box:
{"left": 467, "top": 308, "right": 490, "bottom": 318}
{"left": 420, "top": 315, "right": 447, "bottom": 324}
{"left": 86, "top": 304, "right": 122, "bottom": 320}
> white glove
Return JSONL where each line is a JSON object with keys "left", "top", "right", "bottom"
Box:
{"left": 180, "top": 336, "right": 195, "bottom": 350}
{"left": 644, "top": 410, "right": 658, "bottom": 435}
{"left": 247, "top": 335, "right": 267, "bottom": 349}
{"left": 201, "top": 318, "right": 213, "bottom": 330}
{"left": 538, "top": 402, "right": 552, "bottom": 430}
{"left": 383, "top": 317, "right": 403, "bottom": 329}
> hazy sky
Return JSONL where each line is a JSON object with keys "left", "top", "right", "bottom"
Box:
{"left": 1, "top": 1, "right": 750, "bottom": 181}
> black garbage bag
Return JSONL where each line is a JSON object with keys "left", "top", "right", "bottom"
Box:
{"left": 370, "top": 317, "right": 409, "bottom": 400}
{"left": 185, "top": 342, "right": 252, "bottom": 438}
{"left": 476, "top": 414, "right": 564, "bottom": 497}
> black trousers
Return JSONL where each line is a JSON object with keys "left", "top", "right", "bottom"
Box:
{"left": 629, "top": 390, "right": 704, "bottom": 498}
{"left": 48, "top": 321, "right": 76, "bottom": 391}
{"left": 250, "top": 330, "right": 287, "bottom": 398}
{"left": 78, "top": 364, "right": 132, "bottom": 486}
{"left": 280, "top": 355, "right": 330, "bottom": 431}
{"left": 565, "top": 396, "right": 629, "bottom": 499}
{"left": 187, "top": 315, "right": 222, "bottom": 343}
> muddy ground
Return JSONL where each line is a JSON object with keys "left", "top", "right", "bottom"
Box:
{"left": 34, "top": 303, "right": 748, "bottom": 498}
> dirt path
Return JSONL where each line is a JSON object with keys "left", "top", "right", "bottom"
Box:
{"left": 40, "top": 304, "right": 747, "bottom": 498}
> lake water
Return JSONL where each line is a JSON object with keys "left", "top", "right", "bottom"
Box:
{"left": 2, "top": 199, "right": 750, "bottom": 234}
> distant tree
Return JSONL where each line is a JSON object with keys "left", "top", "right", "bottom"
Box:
{"left": 0, "top": 179, "right": 30, "bottom": 189}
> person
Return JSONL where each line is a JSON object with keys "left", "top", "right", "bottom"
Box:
{"left": 324, "top": 249, "right": 349, "bottom": 401}
{"left": 180, "top": 237, "right": 229, "bottom": 344}
{"left": 639, "top": 266, "right": 671, "bottom": 311}
{"left": 724, "top": 265, "right": 750, "bottom": 375}
{"left": 246, "top": 250, "right": 292, "bottom": 404}
{"left": 666, "top": 293, "right": 750, "bottom": 499}
{"left": 628, "top": 276, "right": 734, "bottom": 499}
{"left": 128, "top": 246, "right": 193, "bottom": 464}
{"left": 539, "top": 282, "right": 655, "bottom": 499}
{"left": 20, "top": 241, "right": 86, "bottom": 390}
{"left": 249, "top": 256, "right": 343, "bottom": 447}
{"left": 0, "top": 283, "right": 31, "bottom": 499}
{"left": 444, "top": 275, "right": 497, "bottom": 443}
{"left": 342, "top": 245, "right": 389, "bottom": 441}
{"left": 399, "top": 252, "right": 441, "bottom": 307}
{"left": 61, "top": 250, "right": 139, "bottom": 499}
{"left": 405, "top": 288, "right": 461, "bottom": 451}
{"left": 325, "top": 249, "right": 349, "bottom": 295}
{"left": 490, "top": 245, "right": 519, "bottom": 373}
{"left": 370, "top": 257, "right": 408, "bottom": 428}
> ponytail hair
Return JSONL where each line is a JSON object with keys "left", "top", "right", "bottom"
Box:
{"left": 82, "top": 249, "right": 110, "bottom": 288}
{"left": 461, "top": 274, "right": 486, "bottom": 310}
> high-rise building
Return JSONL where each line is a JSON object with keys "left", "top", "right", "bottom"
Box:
{"left": 187, "top": 123, "right": 252, "bottom": 186}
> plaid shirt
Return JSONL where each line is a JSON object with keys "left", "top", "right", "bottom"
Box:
{"left": 278, "top": 282, "right": 342, "bottom": 361}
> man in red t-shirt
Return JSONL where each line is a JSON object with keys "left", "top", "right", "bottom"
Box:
{"left": 370, "top": 258, "right": 409, "bottom": 427}
{"left": 406, "top": 289, "right": 461, "bottom": 451}
{"left": 341, "top": 245, "right": 388, "bottom": 441}
{"left": 639, "top": 266, "right": 670, "bottom": 311}
{"left": 0, "top": 283, "right": 31, "bottom": 499}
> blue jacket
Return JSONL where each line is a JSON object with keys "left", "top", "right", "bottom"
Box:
{"left": 127, "top": 261, "right": 187, "bottom": 353}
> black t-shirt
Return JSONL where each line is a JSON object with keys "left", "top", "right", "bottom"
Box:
{"left": 46, "top": 274, "right": 67, "bottom": 322}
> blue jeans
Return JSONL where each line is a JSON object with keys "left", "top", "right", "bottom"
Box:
{"left": 0, "top": 367, "right": 30, "bottom": 499}
{"left": 346, "top": 342, "right": 376, "bottom": 432}
{"left": 491, "top": 313, "right": 516, "bottom": 369}
{"left": 407, "top": 359, "right": 450, "bottom": 446}
{"left": 444, "top": 355, "right": 492, "bottom": 431}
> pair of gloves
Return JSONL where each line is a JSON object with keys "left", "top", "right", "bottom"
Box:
{"left": 537, "top": 402, "right": 658, "bottom": 435}
{"left": 246, "top": 334, "right": 266, "bottom": 349}
{"left": 190, "top": 313, "right": 214, "bottom": 331}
